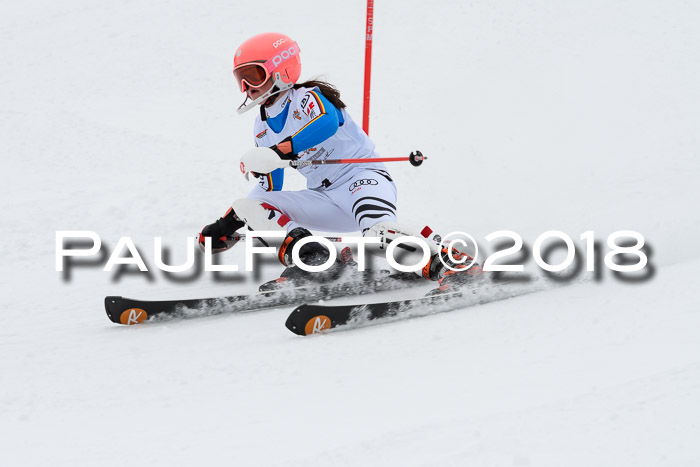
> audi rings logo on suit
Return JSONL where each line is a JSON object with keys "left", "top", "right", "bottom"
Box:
{"left": 348, "top": 179, "right": 379, "bottom": 191}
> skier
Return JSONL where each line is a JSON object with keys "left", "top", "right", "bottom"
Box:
{"left": 199, "top": 32, "right": 476, "bottom": 290}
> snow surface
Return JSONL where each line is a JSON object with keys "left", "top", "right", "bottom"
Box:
{"left": 2, "top": 0, "right": 699, "bottom": 465}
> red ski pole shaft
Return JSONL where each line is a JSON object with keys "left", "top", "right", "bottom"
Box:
{"left": 294, "top": 157, "right": 411, "bottom": 166}
{"left": 290, "top": 151, "right": 427, "bottom": 168}
{"left": 230, "top": 233, "right": 344, "bottom": 243}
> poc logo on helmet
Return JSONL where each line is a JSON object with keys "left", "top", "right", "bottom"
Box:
{"left": 271, "top": 46, "right": 297, "bottom": 67}
{"left": 272, "top": 38, "right": 286, "bottom": 48}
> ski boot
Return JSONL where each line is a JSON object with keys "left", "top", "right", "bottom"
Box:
{"left": 259, "top": 228, "right": 349, "bottom": 293}
{"left": 424, "top": 246, "right": 484, "bottom": 296}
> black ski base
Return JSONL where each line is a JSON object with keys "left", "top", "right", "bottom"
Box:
{"left": 284, "top": 275, "right": 555, "bottom": 336}
{"left": 105, "top": 271, "right": 423, "bottom": 325}
{"left": 105, "top": 292, "right": 290, "bottom": 325}
{"left": 285, "top": 291, "right": 464, "bottom": 336}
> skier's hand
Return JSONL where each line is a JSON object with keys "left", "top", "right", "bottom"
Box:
{"left": 271, "top": 136, "right": 299, "bottom": 161}
{"left": 240, "top": 147, "right": 289, "bottom": 180}
{"left": 199, "top": 221, "right": 228, "bottom": 251}
{"left": 198, "top": 208, "right": 245, "bottom": 253}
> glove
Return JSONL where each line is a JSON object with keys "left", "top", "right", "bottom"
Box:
{"left": 270, "top": 136, "right": 299, "bottom": 161}
{"left": 199, "top": 207, "right": 245, "bottom": 253}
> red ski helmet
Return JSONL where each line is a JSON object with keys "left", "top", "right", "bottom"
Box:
{"left": 233, "top": 32, "right": 301, "bottom": 113}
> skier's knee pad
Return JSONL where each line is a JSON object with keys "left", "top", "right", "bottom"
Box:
{"left": 232, "top": 198, "right": 291, "bottom": 232}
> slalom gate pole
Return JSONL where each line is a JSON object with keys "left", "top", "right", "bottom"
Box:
{"left": 290, "top": 151, "right": 427, "bottom": 168}
{"left": 362, "top": 0, "right": 374, "bottom": 135}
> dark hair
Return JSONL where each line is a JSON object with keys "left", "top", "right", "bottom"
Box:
{"left": 293, "top": 80, "right": 346, "bottom": 109}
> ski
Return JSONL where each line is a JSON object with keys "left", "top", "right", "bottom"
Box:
{"left": 105, "top": 270, "right": 422, "bottom": 325}
{"left": 106, "top": 290, "right": 295, "bottom": 326}
{"left": 285, "top": 278, "right": 553, "bottom": 335}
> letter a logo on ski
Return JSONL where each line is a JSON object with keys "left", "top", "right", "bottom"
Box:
{"left": 305, "top": 315, "right": 331, "bottom": 335}
{"left": 120, "top": 308, "right": 148, "bottom": 325}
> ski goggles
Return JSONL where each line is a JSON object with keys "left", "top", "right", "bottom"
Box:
{"left": 233, "top": 62, "right": 270, "bottom": 92}
{"left": 233, "top": 42, "right": 300, "bottom": 92}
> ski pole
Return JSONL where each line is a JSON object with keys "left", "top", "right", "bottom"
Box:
{"left": 198, "top": 232, "right": 345, "bottom": 254}
{"left": 290, "top": 150, "right": 426, "bottom": 168}
{"left": 228, "top": 233, "right": 345, "bottom": 243}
